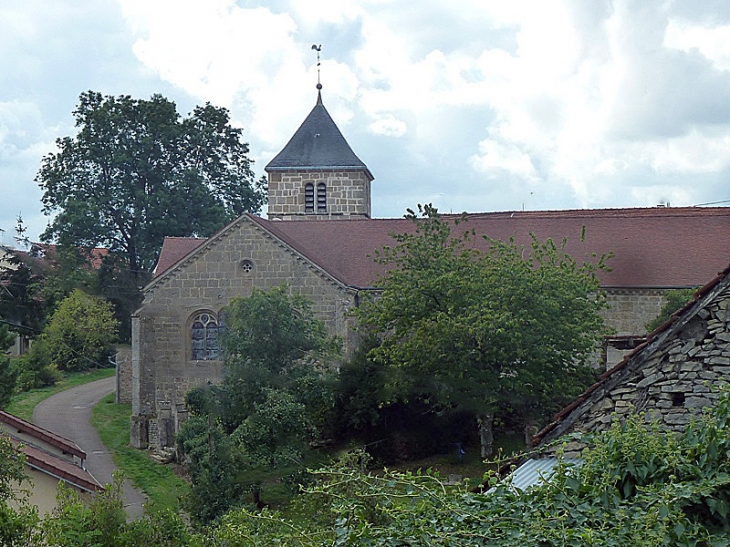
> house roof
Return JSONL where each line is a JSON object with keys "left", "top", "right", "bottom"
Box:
{"left": 265, "top": 90, "right": 373, "bottom": 179}
{"left": 152, "top": 206, "right": 730, "bottom": 290}
{"left": 14, "top": 439, "right": 103, "bottom": 494}
{"left": 532, "top": 261, "right": 730, "bottom": 447}
{"left": 152, "top": 237, "right": 207, "bottom": 277}
{"left": 0, "top": 411, "right": 102, "bottom": 493}
{"left": 0, "top": 410, "right": 85, "bottom": 461}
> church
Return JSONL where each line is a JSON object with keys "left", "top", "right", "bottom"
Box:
{"left": 129, "top": 87, "right": 730, "bottom": 452}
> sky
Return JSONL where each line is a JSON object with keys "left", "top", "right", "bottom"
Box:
{"left": 2, "top": 0, "right": 730, "bottom": 246}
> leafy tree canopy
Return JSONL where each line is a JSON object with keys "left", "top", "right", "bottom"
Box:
{"left": 178, "top": 286, "right": 340, "bottom": 521}
{"left": 646, "top": 287, "right": 698, "bottom": 332}
{"left": 40, "top": 289, "right": 118, "bottom": 372}
{"left": 356, "top": 204, "right": 609, "bottom": 456}
{"left": 0, "top": 257, "right": 46, "bottom": 338}
{"left": 38, "top": 91, "right": 267, "bottom": 280}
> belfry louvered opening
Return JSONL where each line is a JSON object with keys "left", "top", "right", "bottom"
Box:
{"left": 317, "top": 183, "right": 327, "bottom": 211}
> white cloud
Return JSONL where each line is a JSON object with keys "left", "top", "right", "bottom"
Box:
{"left": 470, "top": 139, "right": 538, "bottom": 181}
{"left": 665, "top": 19, "right": 730, "bottom": 72}
{"left": 3, "top": 0, "right": 730, "bottom": 241}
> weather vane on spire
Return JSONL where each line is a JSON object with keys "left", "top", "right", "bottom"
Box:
{"left": 311, "top": 44, "right": 322, "bottom": 90}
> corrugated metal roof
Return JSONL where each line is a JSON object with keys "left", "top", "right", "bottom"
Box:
{"left": 508, "top": 457, "right": 583, "bottom": 490}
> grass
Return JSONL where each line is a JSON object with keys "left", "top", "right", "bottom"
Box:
{"left": 385, "top": 432, "right": 525, "bottom": 486}
{"left": 6, "top": 367, "right": 116, "bottom": 421}
{"left": 90, "top": 393, "right": 190, "bottom": 513}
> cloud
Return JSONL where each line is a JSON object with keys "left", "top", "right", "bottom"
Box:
{"left": 3, "top": 0, "right": 730, "bottom": 242}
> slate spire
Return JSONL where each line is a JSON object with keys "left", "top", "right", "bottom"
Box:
{"left": 265, "top": 89, "right": 371, "bottom": 176}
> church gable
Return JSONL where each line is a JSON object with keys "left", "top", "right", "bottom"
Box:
{"left": 131, "top": 214, "right": 359, "bottom": 449}
{"left": 535, "top": 264, "right": 730, "bottom": 455}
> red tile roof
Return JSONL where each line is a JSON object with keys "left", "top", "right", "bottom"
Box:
{"left": 153, "top": 207, "right": 730, "bottom": 290}
{"left": 0, "top": 411, "right": 102, "bottom": 494}
{"left": 14, "top": 439, "right": 103, "bottom": 493}
{"left": 153, "top": 237, "right": 207, "bottom": 278}
{"left": 0, "top": 411, "right": 85, "bottom": 461}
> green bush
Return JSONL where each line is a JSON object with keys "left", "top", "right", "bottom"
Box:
{"left": 41, "top": 289, "right": 118, "bottom": 372}
{"left": 12, "top": 342, "right": 61, "bottom": 392}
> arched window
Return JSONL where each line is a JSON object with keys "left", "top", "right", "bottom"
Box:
{"left": 317, "top": 183, "right": 327, "bottom": 212}
{"left": 305, "top": 183, "right": 314, "bottom": 212}
{"left": 191, "top": 312, "right": 221, "bottom": 360}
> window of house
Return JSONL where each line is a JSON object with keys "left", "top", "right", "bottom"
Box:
{"left": 305, "top": 183, "right": 314, "bottom": 212}
{"left": 191, "top": 312, "right": 221, "bottom": 360}
{"left": 317, "top": 183, "right": 327, "bottom": 211}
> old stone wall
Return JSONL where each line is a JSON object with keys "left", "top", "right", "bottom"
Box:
{"left": 131, "top": 216, "right": 357, "bottom": 450}
{"left": 549, "top": 285, "right": 730, "bottom": 458}
{"left": 115, "top": 345, "right": 132, "bottom": 404}
{"left": 268, "top": 169, "right": 371, "bottom": 220}
{"left": 603, "top": 288, "right": 667, "bottom": 336}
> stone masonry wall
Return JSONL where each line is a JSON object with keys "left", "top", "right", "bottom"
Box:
{"left": 115, "top": 345, "right": 131, "bottom": 405}
{"left": 268, "top": 169, "right": 371, "bottom": 220}
{"left": 602, "top": 288, "right": 667, "bottom": 336}
{"left": 550, "top": 285, "right": 730, "bottom": 458}
{"left": 131, "top": 216, "right": 357, "bottom": 450}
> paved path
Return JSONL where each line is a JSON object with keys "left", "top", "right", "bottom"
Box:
{"left": 33, "top": 376, "right": 146, "bottom": 519}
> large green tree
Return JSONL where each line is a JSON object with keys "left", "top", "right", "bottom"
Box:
{"left": 178, "top": 286, "right": 340, "bottom": 521}
{"left": 38, "top": 91, "right": 267, "bottom": 282}
{"left": 357, "top": 205, "right": 609, "bottom": 456}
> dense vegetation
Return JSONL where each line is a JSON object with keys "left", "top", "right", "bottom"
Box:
{"left": 355, "top": 205, "right": 609, "bottom": 456}
{"left": 176, "top": 286, "right": 341, "bottom": 522}
{"left": 6, "top": 387, "right": 730, "bottom": 544}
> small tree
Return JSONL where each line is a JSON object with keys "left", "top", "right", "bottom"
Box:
{"left": 646, "top": 287, "right": 698, "bottom": 332}
{"left": 357, "top": 205, "right": 609, "bottom": 457}
{"left": 178, "top": 286, "right": 340, "bottom": 521}
{"left": 41, "top": 289, "right": 118, "bottom": 372}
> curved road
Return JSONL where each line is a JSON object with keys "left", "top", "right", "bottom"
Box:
{"left": 33, "top": 376, "right": 146, "bottom": 519}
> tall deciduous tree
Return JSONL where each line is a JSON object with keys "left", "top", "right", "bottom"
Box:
{"left": 357, "top": 205, "right": 609, "bottom": 457}
{"left": 37, "top": 91, "right": 267, "bottom": 282}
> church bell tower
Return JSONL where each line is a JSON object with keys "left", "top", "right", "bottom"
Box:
{"left": 264, "top": 85, "right": 374, "bottom": 221}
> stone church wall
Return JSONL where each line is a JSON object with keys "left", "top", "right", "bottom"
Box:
{"left": 131, "top": 217, "right": 358, "bottom": 450}
{"left": 115, "top": 345, "right": 132, "bottom": 404}
{"left": 600, "top": 288, "right": 668, "bottom": 369}
{"left": 602, "top": 288, "right": 667, "bottom": 336}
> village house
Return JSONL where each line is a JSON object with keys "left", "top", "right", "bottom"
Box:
{"left": 129, "top": 88, "right": 730, "bottom": 452}
{"left": 0, "top": 410, "right": 102, "bottom": 516}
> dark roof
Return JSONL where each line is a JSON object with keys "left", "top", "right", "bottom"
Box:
{"left": 265, "top": 91, "right": 372, "bottom": 179}
{"left": 151, "top": 206, "right": 730, "bottom": 290}
{"left": 532, "top": 261, "right": 730, "bottom": 447}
